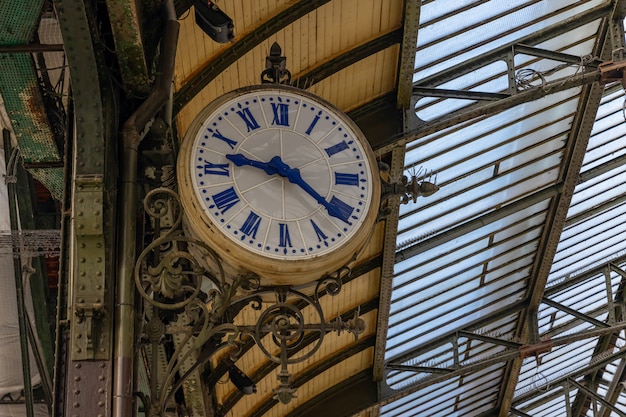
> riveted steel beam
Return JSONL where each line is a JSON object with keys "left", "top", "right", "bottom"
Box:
{"left": 396, "top": 0, "right": 421, "bottom": 109}
{"left": 386, "top": 364, "right": 454, "bottom": 375}
{"left": 54, "top": 0, "right": 113, "bottom": 365}
{"left": 373, "top": 147, "right": 404, "bottom": 384}
{"left": 71, "top": 176, "right": 109, "bottom": 361}
{"left": 64, "top": 360, "right": 112, "bottom": 417}
{"left": 413, "top": 87, "right": 511, "bottom": 101}
{"left": 598, "top": 358, "right": 626, "bottom": 417}
{"left": 511, "top": 344, "right": 626, "bottom": 406}
{"left": 373, "top": 3, "right": 613, "bottom": 155}
{"left": 376, "top": 69, "right": 601, "bottom": 154}
{"left": 568, "top": 378, "right": 626, "bottom": 417}
{"left": 53, "top": 2, "right": 118, "bottom": 416}
{"left": 457, "top": 330, "right": 522, "bottom": 350}
{"left": 376, "top": 322, "right": 626, "bottom": 411}
{"left": 498, "top": 2, "right": 623, "bottom": 414}
{"left": 545, "top": 256, "right": 626, "bottom": 297}
{"left": 570, "top": 263, "right": 626, "bottom": 416}
{"left": 510, "top": 408, "right": 534, "bottom": 417}
{"left": 542, "top": 298, "right": 611, "bottom": 329}
{"left": 383, "top": 299, "right": 527, "bottom": 369}
{"left": 513, "top": 44, "right": 602, "bottom": 67}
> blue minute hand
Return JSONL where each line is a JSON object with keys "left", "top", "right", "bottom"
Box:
{"left": 266, "top": 156, "right": 351, "bottom": 224}
{"left": 225, "top": 153, "right": 351, "bottom": 224}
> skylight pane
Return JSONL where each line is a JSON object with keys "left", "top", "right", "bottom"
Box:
{"left": 414, "top": 1, "right": 605, "bottom": 82}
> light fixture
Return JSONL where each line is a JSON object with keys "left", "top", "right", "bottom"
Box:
{"left": 228, "top": 363, "right": 257, "bottom": 395}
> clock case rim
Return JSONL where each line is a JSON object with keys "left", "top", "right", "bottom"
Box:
{"left": 177, "top": 84, "right": 381, "bottom": 285}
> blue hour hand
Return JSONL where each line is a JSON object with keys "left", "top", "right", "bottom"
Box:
{"left": 225, "top": 153, "right": 352, "bottom": 224}
{"left": 225, "top": 153, "right": 277, "bottom": 176}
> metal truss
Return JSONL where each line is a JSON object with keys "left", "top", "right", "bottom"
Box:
{"left": 375, "top": 2, "right": 617, "bottom": 154}
{"left": 376, "top": 260, "right": 626, "bottom": 415}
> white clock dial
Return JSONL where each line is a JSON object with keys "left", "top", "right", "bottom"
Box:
{"left": 178, "top": 85, "right": 380, "bottom": 282}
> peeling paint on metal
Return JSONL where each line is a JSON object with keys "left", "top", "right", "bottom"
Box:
{"left": 106, "top": 0, "right": 151, "bottom": 96}
{"left": 0, "top": 0, "right": 64, "bottom": 199}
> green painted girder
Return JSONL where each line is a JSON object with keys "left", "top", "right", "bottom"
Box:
{"left": 105, "top": 0, "right": 151, "bottom": 97}
{"left": 0, "top": 0, "right": 64, "bottom": 199}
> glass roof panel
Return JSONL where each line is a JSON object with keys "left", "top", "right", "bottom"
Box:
{"left": 382, "top": 2, "right": 617, "bottom": 416}
{"left": 414, "top": 0, "right": 605, "bottom": 82}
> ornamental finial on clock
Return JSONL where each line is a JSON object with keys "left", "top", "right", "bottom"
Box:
{"left": 261, "top": 42, "right": 292, "bottom": 85}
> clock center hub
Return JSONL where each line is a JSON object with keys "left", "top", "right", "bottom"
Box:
{"left": 232, "top": 129, "right": 331, "bottom": 221}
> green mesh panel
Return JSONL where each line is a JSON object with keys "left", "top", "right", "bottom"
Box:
{"left": 29, "top": 167, "right": 64, "bottom": 200}
{"left": 0, "top": 0, "right": 43, "bottom": 43}
{"left": 0, "top": 0, "right": 64, "bottom": 199}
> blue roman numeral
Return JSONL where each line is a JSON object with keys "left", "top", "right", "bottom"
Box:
{"left": 329, "top": 196, "right": 354, "bottom": 223}
{"left": 334, "top": 172, "right": 359, "bottom": 186}
{"left": 279, "top": 223, "right": 292, "bottom": 247}
{"left": 271, "top": 103, "right": 289, "bottom": 126}
{"left": 305, "top": 112, "right": 321, "bottom": 135}
{"left": 240, "top": 211, "right": 261, "bottom": 239}
{"left": 212, "top": 187, "right": 240, "bottom": 214}
{"left": 310, "top": 220, "right": 328, "bottom": 242}
{"left": 202, "top": 161, "right": 230, "bottom": 176}
{"left": 209, "top": 128, "right": 238, "bottom": 149}
{"left": 236, "top": 107, "right": 260, "bottom": 132}
{"left": 324, "top": 141, "right": 349, "bottom": 157}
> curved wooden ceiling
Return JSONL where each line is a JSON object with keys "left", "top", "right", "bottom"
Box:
{"left": 173, "top": 0, "right": 403, "bottom": 138}
{"left": 170, "top": 1, "right": 403, "bottom": 416}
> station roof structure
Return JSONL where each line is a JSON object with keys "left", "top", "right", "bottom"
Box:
{"left": 2, "top": 1, "right": 626, "bottom": 416}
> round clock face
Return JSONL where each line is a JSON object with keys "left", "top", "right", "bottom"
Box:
{"left": 179, "top": 85, "right": 378, "bottom": 266}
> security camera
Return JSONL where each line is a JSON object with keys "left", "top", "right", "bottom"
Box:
{"left": 194, "top": 1, "right": 234, "bottom": 43}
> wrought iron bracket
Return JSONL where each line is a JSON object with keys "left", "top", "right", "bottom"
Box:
{"left": 135, "top": 187, "right": 369, "bottom": 412}
{"left": 378, "top": 161, "right": 439, "bottom": 220}
{"left": 599, "top": 59, "right": 626, "bottom": 87}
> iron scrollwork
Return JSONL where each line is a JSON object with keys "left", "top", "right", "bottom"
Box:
{"left": 231, "top": 267, "right": 366, "bottom": 404}
{"left": 135, "top": 188, "right": 367, "bottom": 413}
{"left": 378, "top": 162, "right": 440, "bottom": 220}
{"left": 135, "top": 188, "right": 241, "bottom": 416}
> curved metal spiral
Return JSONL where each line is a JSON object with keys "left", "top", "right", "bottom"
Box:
{"left": 249, "top": 288, "right": 327, "bottom": 365}
{"left": 143, "top": 187, "right": 183, "bottom": 234}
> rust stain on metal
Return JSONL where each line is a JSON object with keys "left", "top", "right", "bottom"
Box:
{"left": 18, "top": 82, "right": 61, "bottom": 162}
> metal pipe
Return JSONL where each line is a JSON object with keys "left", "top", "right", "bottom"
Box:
{"left": 0, "top": 43, "right": 64, "bottom": 52}
{"left": 112, "top": 2, "right": 179, "bottom": 416}
{"left": 3, "top": 133, "right": 34, "bottom": 417}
